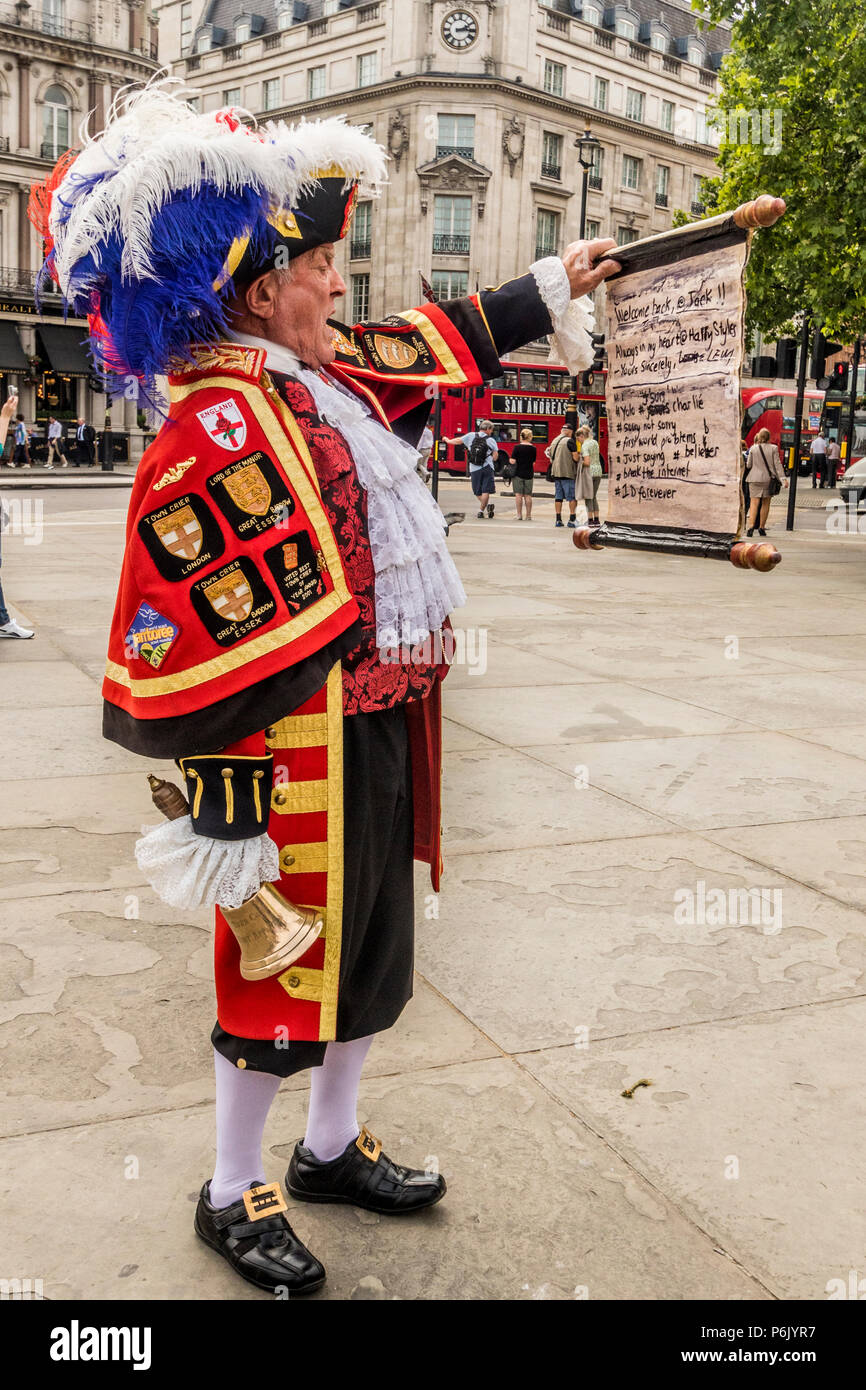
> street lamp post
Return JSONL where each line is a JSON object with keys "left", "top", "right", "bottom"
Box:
{"left": 567, "top": 128, "right": 601, "bottom": 436}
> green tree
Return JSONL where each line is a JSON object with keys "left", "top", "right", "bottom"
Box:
{"left": 693, "top": 0, "right": 866, "bottom": 341}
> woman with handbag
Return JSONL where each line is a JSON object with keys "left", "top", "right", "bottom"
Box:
{"left": 744, "top": 428, "right": 787, "bottom": 536}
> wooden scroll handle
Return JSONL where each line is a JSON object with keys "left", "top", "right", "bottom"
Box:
{"left": 732, "top": 195, "right": 786, "bottom": 230}
{"left": 729, "top": 541, "right": 782, "bottom": 572}
{"left": 574, "top": 529, "right": 781, "bottom": 572}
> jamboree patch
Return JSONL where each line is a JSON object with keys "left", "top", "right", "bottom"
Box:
{"left": 190, "top": 556, "right": 277, "bottom": 647}
{"left": 138, "top": 492, "right": 225, "bottom": 581}
{"left": 263, "top": 530, "right": 329, "bottom": 615}
{"left": 124, "top": 602, "right": 180, "bottom": 670}
{"left": 196, "top": 397, "right": 248, "bottom": 451}
{"left": 206, "top": 450, "right": 296, "bottom": 538}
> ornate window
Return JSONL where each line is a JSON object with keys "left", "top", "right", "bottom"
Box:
{"left": 593, "top": 76, "right": 608, "bottom": 111}
{"left": 42, "top": 85, "right": 70, "bottom": 160}
{"left": 351, "top": 272, "right": 370, "bottom": 320}
{"left": 431, "top": 271, "right": 468, "bottom": 301}
{"left": 308, "top": 66, "right": 326, "bottom": 99}
{"left": 660, "top": 100, "right": 675, "bottom": 133}
{"left": 543, "top": 60, "right": 565, "bottom": 96}
{"left": 433, "top": 195, "right": 471, "bottom": 254}
{"left": 262, "top": 78, "right": 280, "bottom": 111}
{"left": 357, "top": 52, "right": 378, "bottom": 87}
{"left": 350, "top": 201, "right": 372, "bottom": 258}
{"left": 622, "top": 154, "right": 641, "bottom": 189}
{"left": 625, "top": 88, "right": 644, "bottom": 122}
{"left": 42, "top": 0, "right": 64, "bottom": 37}
{"left": 535, "top": 208, "right": 560, "bottom": 259}
{"left": 541, "top": 131, "right": 563, "bottom": 180}
{"left": 437, "top": 114, "right": 475, "bottom": 159}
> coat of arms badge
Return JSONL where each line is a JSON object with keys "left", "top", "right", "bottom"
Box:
{"left": 152, "top": 505, "right": 203, "bottom": 561}
{"left": 223, "top": 461, "right": 272, "bottom": 517}
{"left": 201, "top": 566, "right": 254, "bottom": 623}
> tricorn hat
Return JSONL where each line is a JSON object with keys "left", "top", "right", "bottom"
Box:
{"left": 29, "top": 79, "right": 387, "bottom": 401}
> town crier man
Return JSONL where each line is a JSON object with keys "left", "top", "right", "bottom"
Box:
{"left": 31, "top": 82, "right": 618, "bottom": 1296}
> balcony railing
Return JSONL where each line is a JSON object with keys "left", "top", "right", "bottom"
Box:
{"left": 432, "top": 234, "right": 470, "bottom": 254}
{"left": 0, "top": 135, "right": 9, "bottom": 153}
{"left": 699, "top": 69, "right": 716, "bottom": 86}
{"left": 0, "top": 8, "right": 93, "bottom": 43}
{"left": 545, "top": 11, "right": 569, "bottom": 32}
{"left": 309, "top": 19, "right": 327, "bottom": 36}
{"left": 629, "top": 41, "right": 648, "bottom": 62}
{"left": 534, "top": 243, "right": 558, "bottom": 261}
{"left": 655, "top": 191, "right": 668, "bottom": 207}
{"left": 224, "top": 44, "right": 242, "bottom": 61}
{"left": 186, "top": 55, "right": 201, "bottom": 70}
{"left": 663, "top": 56, "right": 681, "bottom": 74}
{"left": 594, "top": 30, "right": 613, "bottom": 49}
{"left": 357, "top": 3, "right": 380, "bottom": 21}
{"left": 41, "top": 142, "right": 69, "bottom": 160}
{"left": 541, "top": 161, "right": 562, "bottom": 179}
{"left": 263, "top": 33, "right": 282, "bottom": 50}
{"left": 349, "top": 239, "right": 371, "bottom": 259}
{"left": 587, "top": 173, "right": 603, "bottom": 191}
{"left": 691, "top": 200, "right": 706, "bottom": 215}
{"left": 436, "top": 144, "right": 474, "bottom": 159}
{"left": 0, "top": 266, "right": 36, "bottom": 293}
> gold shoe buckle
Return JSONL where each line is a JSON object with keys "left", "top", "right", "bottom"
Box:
{"left": 355, "top": 1126, "right": 382, "bottom": 1163}
{"left": 243, "top": 1181, "right": 288, "bottom": 1222}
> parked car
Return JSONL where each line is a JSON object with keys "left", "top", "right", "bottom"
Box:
{"left": 838, "top": 458, "right": 866, "bottom": 509}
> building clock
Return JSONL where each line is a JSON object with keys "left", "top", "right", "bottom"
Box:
{"left": 441, "top": 9, "right": 478, "bottom": 50}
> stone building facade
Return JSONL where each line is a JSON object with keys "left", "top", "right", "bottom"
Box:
{"left": 0, "top": 1, "right": 159, "bottom": 454}
{"left": 155, "top": 0, "right": 730, "bottom": 356}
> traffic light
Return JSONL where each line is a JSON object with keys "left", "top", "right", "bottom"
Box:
{"left": 831, "top": 361, "right": 849, "bottom": 392}
{"left": 810, "top": 330, "right": 843, "bottom": 386}
{"left": 579, "top": 334, "right": 605, "bottom": 392}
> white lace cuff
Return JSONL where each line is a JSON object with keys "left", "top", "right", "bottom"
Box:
{"left": 530, "top": 256, "right": 597, "bottom": 374}
{"left": 135, "top": 816, "right": 280, "bottom": 911}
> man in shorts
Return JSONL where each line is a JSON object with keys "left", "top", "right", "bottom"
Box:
{"left": 444, "top": 419, "right": 498, "bottom": 518}
{"left": 546, "top": 424, "right": 578, "bottom": 527}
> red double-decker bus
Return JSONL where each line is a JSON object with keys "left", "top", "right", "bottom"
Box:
{"left": 437, "top": 360, "right": 608, "bottom": 474}
{"left": 741, "top": 385, "right": 835, "bottom": 476}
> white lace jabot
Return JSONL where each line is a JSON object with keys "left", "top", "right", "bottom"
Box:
{"left": 230, "top": 331, "right": 465, "bottom": 650}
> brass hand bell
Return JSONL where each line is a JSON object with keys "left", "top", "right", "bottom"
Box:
{"left": 147, "top": 774, "right": 323, "bottom": 981}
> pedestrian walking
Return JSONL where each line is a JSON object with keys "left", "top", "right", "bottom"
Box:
{"left": 75, "top": 416, "right": 96, "bottom": 466}
{"left": 809, "top": 429, "right": 828, "bottom": 489}
{"left": 546, "top": 423, "right": 579, "bottom": 527}
{"left": 443, "top": 418, "right": 498, "bottom": 518}
{"left": 577, "top": 425, "right": 602, "bottom": 525}
{"left": 0, "top": 393, "right": 35, "bottom": 639}
{"left": 826, "top": 435, "right": 841, "bottom": 487}
{"left": 510, "top": 427, "right": 536, "bottom": 520}
{"left": 745, "top": 428, "right": 787, "bottom": 535}
{"left": 46, "top": 415, "right": 66, "bottom": 468}
{"left": 12, "top": 414, "right": 31, "bottom": 467}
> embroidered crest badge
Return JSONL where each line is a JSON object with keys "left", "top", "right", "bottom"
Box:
{"left": 152, "top": 504, "right": 202, "bottom": 561}
{"left": 196, "top": 398, "right": 247, "bottom": 451}
{"left": 124, "top": 602, "right": 180, "bottom": 671}
{"left": 372, "top": 334, "right": 419, "bottom": 371}
{"left": 223, "top": 460, "right": 272, "bottom": 517}
{"left": 201, "top": 566, "right": 254, "bottom": 623}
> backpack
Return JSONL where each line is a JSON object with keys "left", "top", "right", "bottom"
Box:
{"left": 468, "top": 433, "right": 489, "bottom": 468}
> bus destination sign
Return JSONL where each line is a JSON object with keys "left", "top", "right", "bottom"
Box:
{"left": 490, "top": 394, "right": 567, "bottom": 418}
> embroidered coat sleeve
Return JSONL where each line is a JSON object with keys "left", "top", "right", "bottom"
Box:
{"left": 328, "top": 272, "right": 555, "bottom": 445}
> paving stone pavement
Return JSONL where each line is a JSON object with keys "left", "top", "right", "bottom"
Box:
{"left": 0, "top": 485, "right": 864, "bottom": 1301}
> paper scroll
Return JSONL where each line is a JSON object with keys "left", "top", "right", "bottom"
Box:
{"left": 574, "top": 198, "right": 785, "bottom": 570}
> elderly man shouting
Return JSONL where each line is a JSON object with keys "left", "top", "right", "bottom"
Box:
{"left": 32, "top": 83, "right": 618, "bottom": 1296}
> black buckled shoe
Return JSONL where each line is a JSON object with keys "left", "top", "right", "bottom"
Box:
{"left": 286, "top": 1126, "right": 447, "bottom": 1215}
{"left": 194, "top": 1180, "right": 326, "bottom": 1295}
